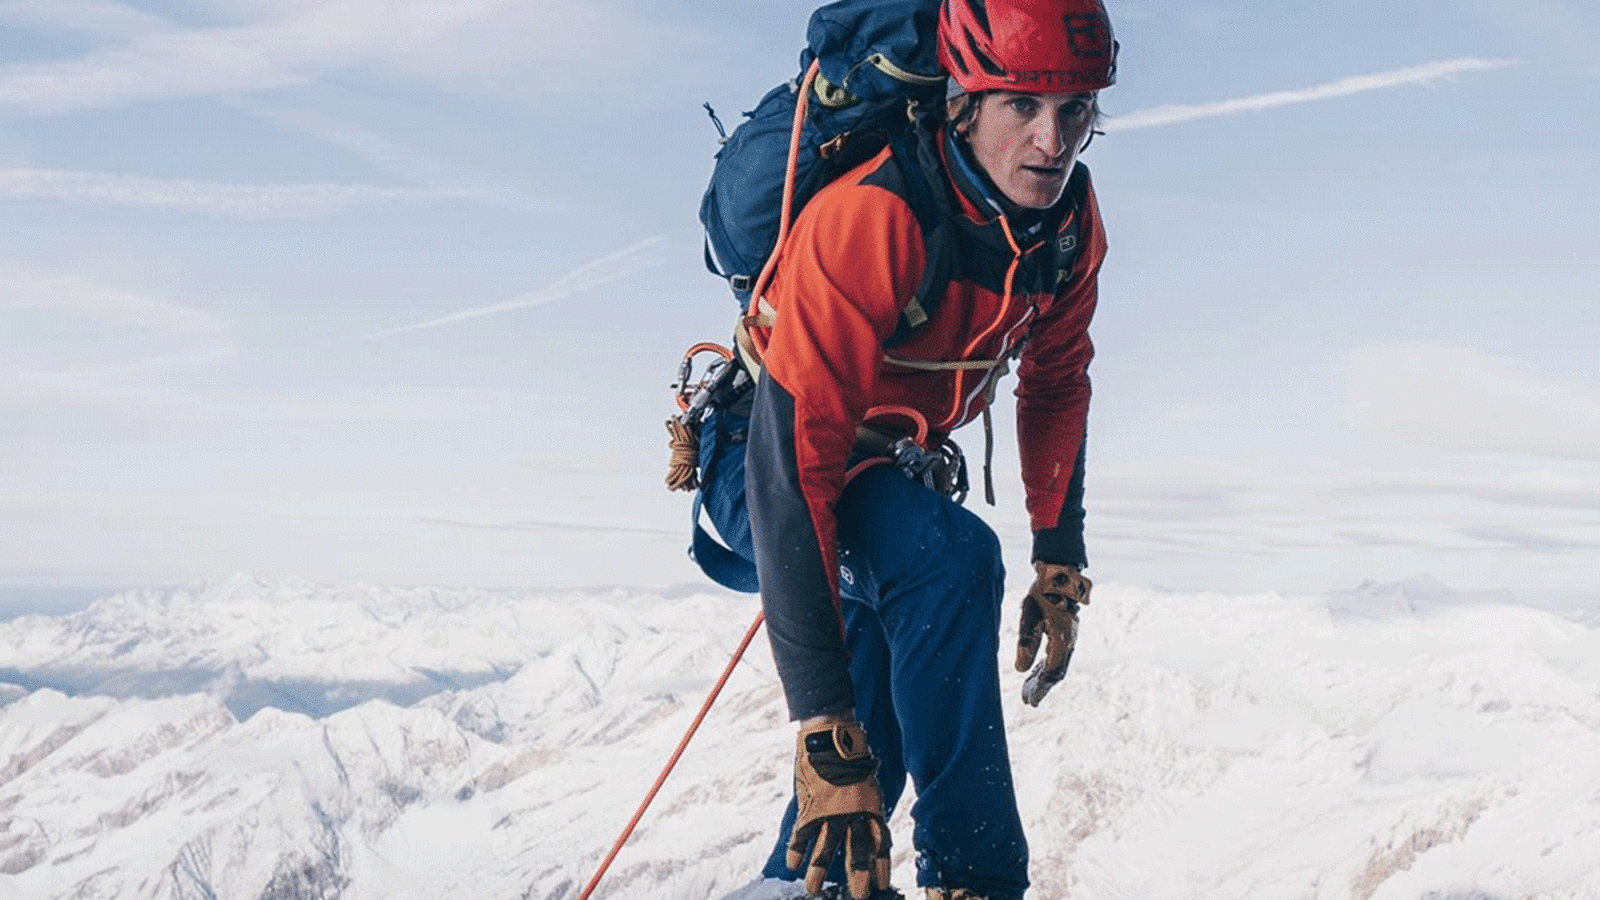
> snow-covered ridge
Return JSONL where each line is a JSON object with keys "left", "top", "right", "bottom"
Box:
{"left": 0, "top": 574, "right": 669, "bottom": 718}
{"left": 1, "top": 577, "right": 1598, "bottom": 899}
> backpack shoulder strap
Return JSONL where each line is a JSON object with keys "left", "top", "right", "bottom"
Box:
{"left": 897, "top": 221, "right": 954, "bottom": 335}
{"left": 885, "top": 127, "right": 955, "bottom": 348}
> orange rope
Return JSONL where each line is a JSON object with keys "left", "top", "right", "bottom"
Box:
{"left": 576, "top": 611, "right": 766, "bottom": 900}
{"left": 844, "top": 457, "right": 894, "bottom": 483}
{"left": 862, "top": 405, "right": 931, "bottom": 445}
{"left": 587, "top": 62, "right": 827, "bottom": 896}
{"left": 845, "top": 405, "right": 932, "bottom": 484}
{"left": 746, "top": 58, "right": 822, "bottom": 318}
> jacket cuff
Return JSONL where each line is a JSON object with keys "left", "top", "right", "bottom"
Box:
{"left": 1031, "top": 527, "right": 1087, "bottom": 570}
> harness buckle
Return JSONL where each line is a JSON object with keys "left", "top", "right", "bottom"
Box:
{"left": 886, "top": 437, "right": 969, "bottom": 505}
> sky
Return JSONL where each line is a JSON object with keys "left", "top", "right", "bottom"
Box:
{"left": 1, "top": 0, "right": 1597, "bottom": 608}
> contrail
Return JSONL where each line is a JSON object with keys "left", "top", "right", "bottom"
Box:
{"left": 1107, "top": 57, "right": 1521, "bottom": 131}
{"left": 363, "top": 235, "right": 666, "bottom": 338}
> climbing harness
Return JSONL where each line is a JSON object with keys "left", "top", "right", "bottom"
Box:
{"left": 849, "top": 406, "right": 969, "bottom": 503}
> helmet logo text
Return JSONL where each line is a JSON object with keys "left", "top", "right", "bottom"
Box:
{"left": 1002, "top": 70, "right": 1106, "bottom": 88}
{"left": 1063, "top": 14, "right": 1111, "bottom": 57}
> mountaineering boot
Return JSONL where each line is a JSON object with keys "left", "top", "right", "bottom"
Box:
{"left": 924, "top": 889, "right": 994, "bottom": 900}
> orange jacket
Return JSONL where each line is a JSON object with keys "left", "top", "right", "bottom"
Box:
{"left": 744, "top": 126, "right": 1105, "bottom": 719}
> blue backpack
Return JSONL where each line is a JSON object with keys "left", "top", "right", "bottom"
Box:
{"left": 681, "top": 0, "right": 951, "bottom": 593}
{"left": 699, "top": 0, "right": 947, "bottom": 310}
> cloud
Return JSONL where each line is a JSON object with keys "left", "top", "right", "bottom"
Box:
{"left": 0, "top": 0, "right": 701, "bottom": 115}
{"left": 0, "top": 261, "right": 228, "bottom": 333}
{"left": 1108, "top": 58, "right": 1522, "bottom": 131}
{"left": 1166, "top": 405, "right": 1219, "bottom": 424}
{"left": 249, "top": 105, "right": 547, "bottom": 212}
{"left": 0, "top": 0, "right": 177, "bottom": 48}
{"left": 1457, "top": 525, "right": 1600, "bottom": 554}
{"left": 4, "top": 367, "right": 535, "bottom": 429}
{"left": 0, "top": 20, "right": 317, "bottom": 114}
{"left": 1, "top": 346, "right": 240, "bottom": 418}
{"left": 0, "top": 167, "right": 458, "bottom": 217}
{"left": 1338, "top": 531, "right": 1437, "bottom": 549}
{"left": 10, "top": 369, "right": 198, "bottom": 408}
{"left": 0, "top": 262, "right": 240, "bottom": 414}
{"left": 1088, "top": 470, "right": 1256, "bottom": 525}
{"left": 363, "top": 235, "right": 666, "bottom": 338}
{"left": 420, "top": 517, "right": 677, "bottom": 539}
{"left": 1345, "top": 342, "right": 1600, "bottom": 462}
{"left": 0, "top": 0, "right": 172, "bottom": 41}
{"left": 216, "top": 388, "right": 531, "bottom": 426}
{"left": 1338, "top": 475, "right": 1600, "bottom": 512}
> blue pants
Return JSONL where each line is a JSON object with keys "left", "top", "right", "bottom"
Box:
{"left": 747, "top": 465, "right": 1029, "bottom": 899}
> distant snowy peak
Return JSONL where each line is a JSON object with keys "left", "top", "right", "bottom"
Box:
{"left": 1327, "top": 574, "right": 1519, "bottom": 619}
{"left": 1, "top": 578, "right": 1598, "bottom": 900}
{"left": 0, "top": 575, "right": 744, "bottom": 719}
{"left": 0, "top": 581, "right": 775, "bottom": 900}
{"left": 3, "top": 573, "right": 1593, "bottom": 721}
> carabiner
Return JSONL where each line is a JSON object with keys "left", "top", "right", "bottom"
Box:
{"left": 672, "top": 343, "right": 735, "bottom": 413}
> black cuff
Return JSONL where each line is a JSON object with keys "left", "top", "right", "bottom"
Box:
{"left": 1031, "top": 527, "right": 1087, "bottom": 570}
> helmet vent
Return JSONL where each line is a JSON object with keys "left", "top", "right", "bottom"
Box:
{"left": 968, "top": 0, "right": 991, "bottom": 34}
{"left": 967, "top": 29, "right": 1006, "bottom": 78}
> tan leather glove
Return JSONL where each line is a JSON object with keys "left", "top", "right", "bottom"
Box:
{"left": 1015, "top": 562, "right": 1091, "bottom": 707}
{"left": 787, "top": 721, "right": 892, "bottom": 899}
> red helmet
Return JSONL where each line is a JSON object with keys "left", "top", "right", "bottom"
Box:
{"left": 939, "top": 0, "right": 1119, "bottom": 94}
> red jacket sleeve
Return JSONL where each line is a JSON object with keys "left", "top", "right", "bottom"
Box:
{"left": 745, "top": 175, "right": 926, "bottom": 721}
{"left": 1015, "top": 178, "right": 1105, "bottom": 567}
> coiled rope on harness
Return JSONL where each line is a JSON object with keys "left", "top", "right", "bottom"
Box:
{"left": 664, "top": 418, "right": 702, "bottom": 492}
{"left": 665, "top": 343, "right": 738, "bottom": 493}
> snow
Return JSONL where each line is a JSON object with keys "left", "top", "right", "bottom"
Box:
{"left": 0, "top": 577, "right": 1598, "bottom": 899}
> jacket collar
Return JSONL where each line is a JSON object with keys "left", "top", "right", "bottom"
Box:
{"left": 934, "top": 125, "right": 1072, "bottom": 249}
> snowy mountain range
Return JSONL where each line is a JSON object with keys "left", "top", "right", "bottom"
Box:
{"left": 2, "top": 574, "right": 1598, "bottom": 900}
